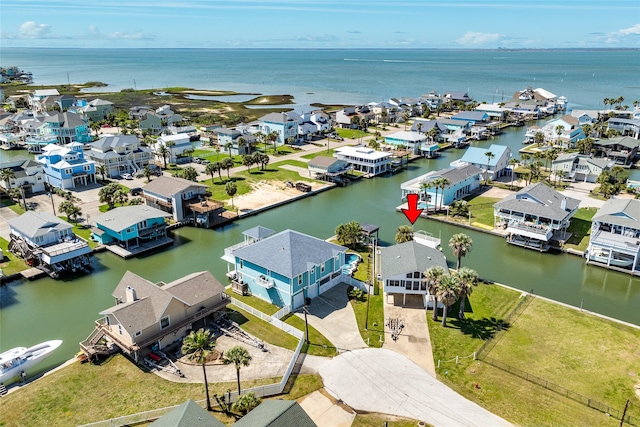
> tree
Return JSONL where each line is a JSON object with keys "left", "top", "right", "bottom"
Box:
{"left": 225, "top": 181, "right": 237, "bottom": 209}
{"left": 554, "top": 125, "right": 565, "bottom": 147}
{"left": 0, "top": 168, "right": 16, "bottom": 191}
{"left": 205, "top": 162, "right": 220, "bottom": 183}
{"left": 113, "top": 188, "right": 129, "bottom": 206}
{"left": 509, "top": 158, "right": 519, "bottom": 189}
{"left": 420, "top": 181, "right": 433, "bottom": 213}
{"left": 96, "top": 165, "right": 107, "bottom": 181}
{"left": 143, "top": 166, "right": 153, "bottom": 182}
{"left": 395, "top": 225, "right": 413, "bottom": 244}
{"left": 449, "top": 233, "right": 473, "bottom": 270}
{"left": 181, "top": 328, "right": 216, "bottom": 411}
{"left": 256, "top": 152, "right": 270, "bottom": 171}
{"left": 224, "top": 142, "right": 233, "bottom": 158}
{"left": 58, "top": 200, "right": 82, "bottom": 222}
{"left": 430, "top": 178, "right": 441, "bottom": 213}
{"left": 268, "top": 130, "right": 279, "bottom": 154}
{"left": 483, "top": 151, "right": 495, "bottom": 183}
{"left": 232, "top": 393, "right": 261, "bottom": 415}
{"left": 423, "top": 266, "right": 445, "bottom": 321}
{"left": 455, "top": 267, "right": 478, "bottom": 320}
{"left": 521, "top": 153, "right": 531, "bottom": 167}
{"left": 335, "top": 221, "right": 363, "bottom": 249}
{"left": 533, "top": 131, "right": 545, "bottom": 146}
{"left": 222, "top": 157, "right": 234, "bottom": 179}
{"left": 157, "top": 144, "right": 170, "bottom": 169}
{"left": 223, "top": 345, "right": 253, "bottom": 395}
{"left": 427, "top": 126, "right": 439, "bottom": 143}
{"left": 437, "top": 274, "right": 460, "bottom": 326}
{"left": 98, "top": 182, "right": 122, "bottom": 210}
{"left": 182, "top": 166, "right": 198, "bottom": 182}
{"left": 437, "top": 177, "right": 450, "bottom": 212}
{"left": 242, "top": 154, "right": 253, "bottom": 172}
{"left": 237, "top": 137, "right": 247, "bottom": 155}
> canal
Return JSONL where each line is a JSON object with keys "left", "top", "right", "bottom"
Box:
{"left": 1, "top": 123, "right": 639, "bottom": 375}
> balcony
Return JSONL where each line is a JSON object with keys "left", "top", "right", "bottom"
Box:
{"left": 590, "top": 229, "right": 640, "bottom": 253}
{"left": 255, "top": 275, "right": 275, "bottom": 289}
{"left": 506, "top": 221, "right": 553, "bottom": 241}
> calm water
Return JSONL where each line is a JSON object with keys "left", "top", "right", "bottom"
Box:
{"left": 1, "top": 49, "right": 640, "bottom": 376}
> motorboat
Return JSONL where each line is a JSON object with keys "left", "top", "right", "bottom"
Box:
{"left": 588, "top": 250, "right": 635, "bottom": 268}
{"left": 0, "top": 340, "right": 63, "bottom": 383}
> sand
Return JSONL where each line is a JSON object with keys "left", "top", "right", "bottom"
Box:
{"left": 232, "top": 180, "right": 331, "bottom": 214}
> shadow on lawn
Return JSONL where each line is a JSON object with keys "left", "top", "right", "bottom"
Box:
{"left": 440, "top": 299, "right": 510, "bottom": 340}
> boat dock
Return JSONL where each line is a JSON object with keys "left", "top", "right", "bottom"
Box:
{"left": 20, "top": 268, "right": 47, "bottom": 280}
{"left": 105, "top": 237, "right": 174, "bottom": 259}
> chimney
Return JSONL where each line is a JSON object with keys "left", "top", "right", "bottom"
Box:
{"left": 125, "top": 286, "right": 137, "bottom": 303}
{"left": 561, "top": 198, "right": 567, "bottom": 211}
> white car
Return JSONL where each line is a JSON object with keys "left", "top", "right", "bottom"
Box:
{"left": 121, "top": 173, "right": 133, "bottom": 180}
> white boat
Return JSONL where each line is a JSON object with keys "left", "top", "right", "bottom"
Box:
{"left": 0, "top": 340, "right": 63, "bottom": 383}
{"left": 588, "top": 250, "right": 635, "bottom": 268}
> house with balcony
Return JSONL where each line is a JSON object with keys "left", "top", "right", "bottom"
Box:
{"left": 300, "top": 110, "right": 332, "bottom": 133}
{"left": 130, "top": 106, "right": 163, "bottom": 135}
{"left": 420, "top": 91, "right": 443, "bottom": 111}
{"left": 28, "top": 89, "right": 60, "bottom": 112}
{"left": 494, "top": 183, "right": 580, "bottom": 251}
{"left": 222, "top": 227, "right": 348, "bottom": 309}
{"left": 592, "top": 136, "right": 639, "bottom": 166}
{"left": 380, "top": 240, "right": 449, "bottom": 307}
{"left": 8, "top": 211, "right": 91, "bottom": 276}
{"left": 36, "top": 143, "right": 96, "bottom": 189}
{"left": 607, "top": 118, "right": 640, "bottom": 139}
{"left": 91, "top": 205, "right": 172, "bottom": 254}
{"left": 43, "top": 111, "right": 92, "bottom": 144}
{"left": 0, "top": 157, "right": 46, "bottom": 195}
{"left": 411, "top": 119, "right": 447, "bottom": 141}
{"left": 87, "top": 134, "right": 153, "bottom": 178}
{"left": 259, "top": 112, "right": 299, "bottom": 144}
{"left": 307, "top": 156, "right": 350, "bottom": 182}
{"left": 142, "top": 175, "right": 223, "bottom": 226}
{"left": 214, "top": 127, "right": 257, "bottom": 155}
{"left": 443, "top": 91, "right": 474, "bottom": 105}
{"left": 475, "top": 103, "right": 507, "bottom": 120}
{"left": 551, "top": 153, "right": 613, "bottom": 183}
{"left": 450, "top": 111, "right": 489, "bottom": 125}
{"left": 80, "top": 270, "right": 229, "bottom": 362}
{"left": 154, "top": 133, "right": 193, "bottom": 163}
{"left": 526, "top": 115, "right": 585, "bottom": 147}
{"left": 451, "top": 144, "right": 511, "bottom": 181}
{"left": 334, "top": 146, "right": 391, "bottom": 177}
{"left": 71, "top": 99, "right": 114, "bottom": 122}
{"left": 384, "top": 130, "right": 435, "bottom": 155}
{"left": 586, "top": 199, "right": 640, "bottom": 272}
{"left": 400, "top": 164, "right": 482, "bottom": 211}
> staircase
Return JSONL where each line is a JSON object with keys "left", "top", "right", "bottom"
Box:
{"left": 0, "top": 383, "right": 7, "bottom": 397}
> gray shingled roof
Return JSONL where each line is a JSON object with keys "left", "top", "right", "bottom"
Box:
{"left": 243, "top": 226, "right": 275, "bottom": 240}
{"left": 308, "top": 156, "right": 340, "bottom": 168}
{"left": 8, "top": 211, "right": 72, "bottom": 239}
{"left": 380, "top": 241, "right": 449, "bottom": 278}
{"left": 164, "top": 271, "right": 224, "bottom": 306}
{"left": 91, "top": 134, "right": 140, "bottom": 151}
{"left": 259, "top": 112, "right": 296, "bottom": 123}
{"left": 232, "top": 400, "right": 317, "bottom": 427}
{"left": 593, "top": 198, "right": 640, "bottom": 229}
{"left": 142, "top": 175, "right": 207, "bottom": 198}
{"left": 435, "top": 164, "right": 483, "bottom": 186}
{"left": 232, "top": 230, "right": 346, "bottom": 278}
{"left": 150, "top": 400, "right": 225, "bottom": 427}
{"left": 93, "top": 205, "right": 170, "bottom": 233}
{"left": 494, "top": 183, "right": 580, "bottom": 221}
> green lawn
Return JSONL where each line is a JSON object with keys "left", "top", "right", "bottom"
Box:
{"left": 233, "top": 163, "right": 316, "bottom": 184}
{"left": 226, "top": 306, "right": 299, "bottom": 351}
{"left": 0, "top": 354, "right": 322, "bottom": 427}
{"left": 465, "top": 195, "right": 501, "bottom": 228}
{"left": 565, "top": 207, "right": 597, "bottom": 252}
{"left": 301, "top": 149, "right": 337, "bottom": 160}
{"left": 352, "top": 413, "right": 428, "bottom": 427}
{"left": 335, "top": 128, "right": 368, "bottom": 140}
{"left": 281, "top": 313, "right": 338, "bottom": 357}
{"left": 348, "top": 281, "right": 385, "bottom": 348}
{"left": 0, "top": 236, "right": 29, "bottom": 275}
{"left": 0, "top": 194, "right": 26, "bottom": 215}
{"left": 224, "top": 290, "right": 280, "bottom": 315}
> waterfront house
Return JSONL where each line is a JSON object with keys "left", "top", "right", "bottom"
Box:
{"left": 400, "top": 164, "right": 482, "bottom": 210}
{"left": 214, "top": 127, "right": 257, "bottom": 155}
{"left": 379, "top": 240, "right": 449, "bottom": 308}
{"left": 130, "top": 106, "right": 163, "bottom": 135}
{"left": 592, "top": 136, "right": 639, "bottom": 166}
{"left": 307, "top": 156, "right": 350, "bottom": 181}
{"left": 411, "top": 119, "right": 447, "bottom": 140}
{"left": 450, "top": 111, "right": 489, "bottom": 125}
{"left": 0, "top": 157, "right": 46, "bottom": 195}
{"left": 494, "top": 183, "right": 580, "bottom": 251}
{"left": 87, "top": 134, "right": 153, "bottom": 178}
{"left": 475, "top": 103, "right": 506, "bottom": 120}
{"left": 143, "top": 175, "right": 223, "bottom": 226}
{"left": 502, "top": 100, "right": 542, "bottom": 119}
{"left": 54, "top": 94, "right": 77, "bottom": 111}
{"left": 259, "top": 112, "right": 299, "bottom": 144}
{"left": 607, "top": 118, "right": 640, "bottom": 139}
{"left": 81, "top": 270, "right": 229, "bottom": 362}
{"left": 8, "top": 211, "right": 91, "bottom": 275}
{"left": 71, "top": 99, "right": 114, "bottom": 122}
{"left": 570, "top": 110, "right": 599, "bottom": 125}
{"left": 527, "top": 115, "right": 585, "bottom": 147}
{"left": 333, "top": 145, "right": 391, "bottom": 176}
{"left": 155, "top": 105, "right": 183, "bottom": 126}
{"left": 586, "top": 198, "right": 640, "bottom": 272}
{"left": 300, "top": 110, "right": 332, "bottom": 133}
{"left": 551, "top": 153, "right": 613, "bottom": 183}
{"left": 36, "top": 143, "right": 96, "bottom": 189}
{"left": 451, "top": 144, "right": 511, "bottom": 180}
{"left": 443, "top": 91, "right": 473, "bottom": 105}
{"left": 28, "top": 89, "right": 60, "bottom": 112}
{"left": 91, "top": 205, "right": 172, "bottom": 249}
{"left": 384, "top": 130, "right": 428, "bottom": 154}
{"left": 222, "top": 227, "right": 348, "bottom": 309}
{"left": 42, "top": 111, "right": 92, "bottom": 144}
{"left": 334, "top": 106, "right": 375, "bottom": 129}
{"left": 421, "top": 91, "right": 443, "bottom": 111}
{"left": 155, "top": 134, "right": 193, "bottom": 163}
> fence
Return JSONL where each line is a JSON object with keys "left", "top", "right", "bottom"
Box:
{"left": 79, "top": 300, "right": 305, "bottom": 427}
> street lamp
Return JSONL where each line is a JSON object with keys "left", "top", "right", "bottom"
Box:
{"left": 49, "top": 191, "right": 56, "bottom": 216}
{"left": 302, "top": 285, "right": 310, "bottom": 344}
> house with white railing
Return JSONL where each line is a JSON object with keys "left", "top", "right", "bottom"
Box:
{"left": 334, "top": 145, "right": 391, "bottom": 176}
{"left": 86, "top": 134, "right": 153, "bottom": 178}
{"left": 222, "top": 227, "right": 348, "bottom": 309}
{"left": 494, "top": 183, "right": 580, "bottom": 251}
{"left": 586, "top": 198, "right": 640, "bottom": 272}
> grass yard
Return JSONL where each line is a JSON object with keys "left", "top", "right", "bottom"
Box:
{"left": 233, "top": 163, "right": 316, "bottom": 183}
{"left": 224, "top": 290, "right": 280, "bottom": 315}
{"left": 564, "top": 207, "right": 597, "bottom": 252}
{"left": 59, "top": 216, "right": 98, "bottom": 249}
{"left": 0, "top": 354, "right": 322, "bottom": 427}
{"left": 226, "top": 306, "right": 299, "bottom": 351}
{"left": 348, "top": 282, "right": 385, "bottom": 348}
{"left": 335, "top": 128, "right": 369, "bottom": 140}
{"left": 0, "top": 236, "right": 28, "bottom": 275}
{"left": 352, "top": 413, "right": 428, "bottom": 427}
{"left": 0, "top": 194, "right": 26, "bottom": 215}
{"left": 301, "top": 149, "right": 337, "bottom": 160}
{"left": 281, "top": 313, "right": 338, "bottom": 357}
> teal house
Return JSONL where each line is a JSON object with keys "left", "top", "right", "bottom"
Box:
{"left": 91, "top": 205, "right": 171, "bottom": 249}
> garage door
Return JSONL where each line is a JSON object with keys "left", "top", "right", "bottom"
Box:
{"left": 292, "top": 291, "right": 305, "bottom": 310}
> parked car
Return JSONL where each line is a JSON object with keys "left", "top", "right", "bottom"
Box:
{"left": 193, "top": 157, "right": 202, "bottom": 164}
{"left": 130, "top": 188, "right": 143, "bottom": 196}
{"left": 121, "top": 173, "right": 133, "bottom": 180}
{"left": 201, "top": 160, "right": 210, "bottom": 165}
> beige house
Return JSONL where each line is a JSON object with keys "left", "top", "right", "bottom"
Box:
{"left": 81, "top": 270, "right": 229, "bottom": 362}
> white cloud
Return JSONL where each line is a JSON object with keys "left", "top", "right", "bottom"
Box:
{"left": 19, "top": 21, "right": 51, "bottom": 39}
{"left": 456, "top": 31, "right": 502, "bottom": 46}
{"left": 613, "top": 23, "right": 640, "bottom": 36}
{"left": 108, "top": 31, "right": 155, "bottom": 40}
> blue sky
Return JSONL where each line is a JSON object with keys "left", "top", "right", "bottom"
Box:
{"left": 1, "top": 0, "right": 639, "bottom": 49}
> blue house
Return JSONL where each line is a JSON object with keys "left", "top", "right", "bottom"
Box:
{"left": 222, "top": 227, "right": 348, "bottom": 309}
{"left": 259, "top": 112, "right": 299, "bottom": 144}
{"left": 451, "top": 144, "right": 512, "bottom": 181}
{"left": 384, "top": 130, "right": 428, "bottom": 154}
{"left": 400, "top": 164, "right": 482, "bottom": 210}
{"left": 36, "top": 142, "right": 96, "bottom": 189}
{"left": 450, "top": 111, "right": 489, "bottom": 125}
{"left": 91, "top": 205, "right": 172, "bottom": 249}
{"left": 43, "top": 111, "right": 92, "bottom": 144}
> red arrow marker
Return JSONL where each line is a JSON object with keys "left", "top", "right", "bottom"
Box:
{"left": 402, "top": 193, "right": 423, "bottom": 224}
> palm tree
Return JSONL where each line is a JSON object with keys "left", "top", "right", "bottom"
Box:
{"left": 533, "top": 131, "right": 545, "bottom": 146}
{"left": 223, "top": 345, "right": 252, "bottom": 395}
{"left": 224, "top": 142, "right": 233, "bottom": 158}
{"left": 1, "top": 168, "right": 16, "bottom": 191}
{"left": 437, "top": 274, "right": 460, "bottom": 327}
{"left": 225, "top": 181, "right": 237, "bottom": 209}
{"left": 582, "top": 124, "right": 593, "bottom": 139}
{"left": 96, "top": 164, "right": 107, "bottom": 181}
{"left": 181, "top": 328, "right": 216, "bottom": 411}
{"left": 420, "top": 181, "right": 433, "bottom": 213}
{"left": 182, "top": 166, "right": 198, "bottom": 182}
{"left": 483, "top": 151, "right": 495, "bottom": 184}
{"left": 237, "top": 137, "right": 247, "bottom": 155}
{"left": 427, "top": 126, "right": 439, "bottom": 143}
{"left": 416, "top": 122, "right": 423, "bottom": 134}
{"left": 431, "top": 178, "right": 442, "bottom": 213}
{"left": 222, "top": 157, "right": 234, "bottom": 179}
{"left": 423, "top": 266, "right": 445, "bottom": 321}
{"left": 232, "top": 393, "right": 261, "bottom": 415}
{"left": 395, "top": 225, "right": 413, "bottom": 243}
{"left": 521, "top": 153, "right": 531, "bottom": 167}
{"left": 335, "top": 221, "right": 363, "bottom": 249}
{"left": 268, "top": 130, "right": 279, "bottom": 154}
{"left": 508, "top": 158, "right": 519, "bottom": 189}
{"left": 437, "top": 177, "right": 450, "bottom": 212}
{"left": 242, "top": 154, "right": 253, "bottom": 172}
{"left": 157, "top": 145, "right": 170, "bottom": 169}
{"left": 449, "top": 233, "right": 473, "bottom": 270}
{"left": 455, "top": 267, "right": 478, "bottom": 320}
{"left": 205, "top": 162, "right": 219, "bottom": 183}
{"left": 554, "top": 125, "right": 565, "bottom": 147}
{"left": 58, "top": 200, "right": 82, "bottom": 222}
{"left": 142, "top": 166, "right": 152, "bottom": 182}
{"left": 610, "top": 165, "right": 625, "bottom": 184}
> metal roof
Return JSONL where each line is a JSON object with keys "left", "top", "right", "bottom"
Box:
{"left": 593, "top": 198, "right": 640, "bottom": 229}
{"left": 8, "top": 211, "right": 72, "bottom": 239}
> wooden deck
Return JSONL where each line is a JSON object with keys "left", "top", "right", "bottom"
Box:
{"left": 20, "top": 267, "right": 47, "bottom": 280}
{"left": 105, "top": 237, "right": 174, "bottom": 259}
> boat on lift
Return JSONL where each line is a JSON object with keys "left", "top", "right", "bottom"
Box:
{"left": 0, "top": 340, "right": 63, "bottom": 383}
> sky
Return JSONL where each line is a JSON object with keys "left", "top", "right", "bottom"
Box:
{"left": 1, "top": 0, "right": 639, "bottom": 49}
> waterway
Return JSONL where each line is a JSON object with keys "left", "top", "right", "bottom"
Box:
{"left": 1, "top": 123, "right": 640, "bottom": 377}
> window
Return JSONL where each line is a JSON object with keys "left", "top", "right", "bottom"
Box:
{"left": 298, "top": 275, "right": 303, "bottom": 285}
{"left": 160, "top": 316, "right": 170, "bottom": 329}
{"left": 118, "top": 324, "right": 123, "bottom": 335}
{"left": 84, "top": 165, "right": 91, "bottom": 171}
{"left": 135, "top": 331, "right": 142, "bottom": 337}
{"left": 321, "top": 264, "right": 325, "bottom": 274}
{"left": 65, "top": 168, "right": 72, "bottom": 175}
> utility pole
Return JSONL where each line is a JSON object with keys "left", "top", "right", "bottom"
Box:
{"left": 303, "top": 287, "right": 309, "bottom": 344}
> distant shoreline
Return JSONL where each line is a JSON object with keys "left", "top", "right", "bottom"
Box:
{"left": 2, "top": 47, "right": 639, "bottom": 52}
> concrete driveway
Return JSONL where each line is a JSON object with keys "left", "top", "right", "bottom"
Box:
{"left": 319, "top": 348, "right": 513, "bottom": 427}
{"left": 299, "top": 390, "right": 355, "bottom": 427}
{"left": 296, "top": 283, "right": 366, "bottom": 352}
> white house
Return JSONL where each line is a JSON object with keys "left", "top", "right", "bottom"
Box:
{"left": 87, "top": 134, "right": 153, "bottom": 178}
{"left": 334, "top": 146, "right": 391, "bottom": 176}
{"left": 451, "top": 144, "right": 512, "bottom": 180}
{"left": 0, "top": 157, "right": 47, "bottom": 195}
{"left": 155, "top": 134, "right": 192, "bottom": 163}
